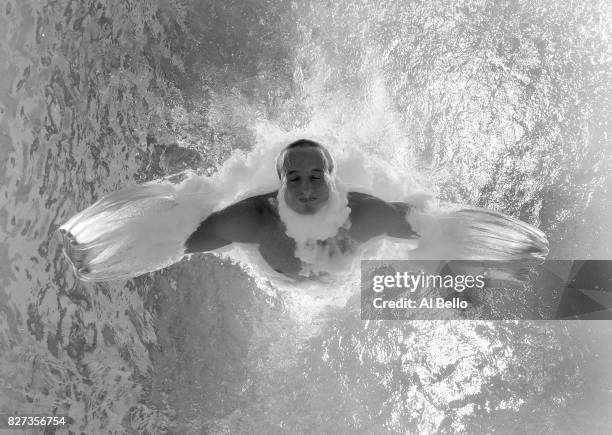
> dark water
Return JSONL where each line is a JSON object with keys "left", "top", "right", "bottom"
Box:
{"left": 1, "top": 0, "right": 611, "bottom": 433}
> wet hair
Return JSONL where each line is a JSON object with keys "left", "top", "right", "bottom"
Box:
{"left": 276, "top": 139, "right": 335, "bottom": 179}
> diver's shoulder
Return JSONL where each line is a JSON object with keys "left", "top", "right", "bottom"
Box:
{"left": 240, "top": 191, "right": 279, "bottom": 217}
{"left": 347, "top": 191, "right": 395, "bottom": 223}
{"left": 347, "top": 191, "right": 386, "bottom": 207}
{"left": 250, "top": 191, "right": 278, "bottom": 201}
{"left": 210, "top": 191, "right": 278, "bottom": 235}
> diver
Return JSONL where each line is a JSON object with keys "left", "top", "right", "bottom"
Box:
{"left": 58, "top": 139, "right": 549, "bottom": 281}
{"left": 183, "top": 139, "right": 419, "bottom": 277}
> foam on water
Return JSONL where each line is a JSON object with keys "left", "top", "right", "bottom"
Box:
{"left": 60, "top": 85, "right": 548, "bottom": 321}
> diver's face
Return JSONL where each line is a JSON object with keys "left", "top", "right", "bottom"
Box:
{"left": 282, "top": 147, "right": 331, "bottom": 215}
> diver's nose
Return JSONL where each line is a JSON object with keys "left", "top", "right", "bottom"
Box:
{"left": 300, "top": 179, "right": 314, "bottom": 197}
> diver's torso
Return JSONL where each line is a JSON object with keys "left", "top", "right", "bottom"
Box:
{"left": 253, "top": 191, "right": 364, "bottom": 278}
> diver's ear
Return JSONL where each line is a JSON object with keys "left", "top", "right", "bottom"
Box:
{"left": 275, "top": 148, "right": 287, "bottom": 179}
{"left": 322, "top": 147, "right": 335, "bottom": 174}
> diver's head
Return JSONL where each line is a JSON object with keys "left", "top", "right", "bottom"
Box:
{"left": 276, "top": 139, "right": 335, "bottom": 215}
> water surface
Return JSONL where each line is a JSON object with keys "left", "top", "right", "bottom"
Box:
{"left": 1, "top": 0, "right": 611, "bottom": 433}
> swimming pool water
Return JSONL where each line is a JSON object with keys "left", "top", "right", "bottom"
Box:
{"left": 1, "top": 0, "right": 611, "bottom": 433}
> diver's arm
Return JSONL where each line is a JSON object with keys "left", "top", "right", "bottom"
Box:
{"left": 348, "top": 193, "right": 418, "bottom": 242}
{"left": 184, "top": 197, "right": 265, "bottom": 254}
{"left": 387, "top": 201, "right": 418, "bottom": 238}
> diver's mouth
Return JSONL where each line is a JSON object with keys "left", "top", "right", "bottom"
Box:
{"left": 298, "top": 205, "right": 318, "bottom": 215}
{"left": 299, "top": 197, "right": 317, "bottom": 203}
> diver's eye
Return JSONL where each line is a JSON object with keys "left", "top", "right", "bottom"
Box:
{"left": 288, "top": 177, "right": 300, "bottom": 182}
{"left": 311, "top": 176, "right": 321, "bottom": 181}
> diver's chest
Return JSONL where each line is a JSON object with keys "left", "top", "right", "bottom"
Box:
{"left": 258, "top": 222, "right": 357, "bottom": 276}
